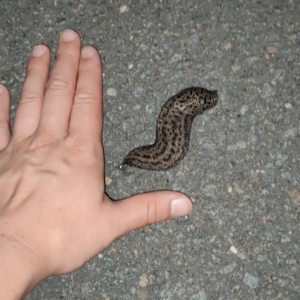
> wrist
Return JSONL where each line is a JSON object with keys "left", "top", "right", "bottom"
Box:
{"left": 0, "top": 236, "right": 49, "bottom": 300}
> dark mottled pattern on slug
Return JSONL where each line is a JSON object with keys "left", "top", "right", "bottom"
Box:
{"left": 123, "top": 87, "right": 218, "bottom": 171}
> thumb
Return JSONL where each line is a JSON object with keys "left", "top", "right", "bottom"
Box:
{"left": 111, "top": 190, "right": 193, "bottom": 237}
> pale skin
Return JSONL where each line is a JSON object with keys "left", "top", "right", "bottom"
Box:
{"left": 0, "top": 29, "right": 193, "bottom": 300}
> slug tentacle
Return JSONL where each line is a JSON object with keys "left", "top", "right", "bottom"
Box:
{"left": 123, "top": 87, "right": 218, "bottom": 171}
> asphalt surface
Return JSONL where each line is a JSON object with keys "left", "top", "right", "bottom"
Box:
{"left": 1, "top": 0, "right": 300, "bottom": 299}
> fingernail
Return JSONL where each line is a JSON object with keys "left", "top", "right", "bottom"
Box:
{"left": 0, "top": 84, "right": 4, "bottom": 94}
{"left": 32, "top": 45, "right": 46, "bottom": 57}
{"left": 170, "top": 198, "right": 193, "bottom": 218}
{"left": 81, "top": 46, "right": 95, "bottom": 59}
{"left": 61, "top": 29, "right": 77, "bottom": 42}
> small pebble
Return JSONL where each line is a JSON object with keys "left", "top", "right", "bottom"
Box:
{"left": 261, "top": 83, "right": 273, "bottom": 99}
{"left": 240, "top": 105, "right": 248, "bottom": 115}
{"left": 267, "top": 46, "right": 277, "bottom": 53}
{"left": 139, "top": 273, "right": 148, "bottom": 287}
{"left": 219, "top": 262, "right": 237, "bottom": 274}
{"left": 243, "top": 272, "right": 259, "bottom": 289}
{"left": 275, "top": 69, "right": 286, "bottom": 80}
{"left": 231, "top": 64, "right": 240, "bottom": 73}
{"left": 105, "top": 176, "right": 112, "bottom": 185}
{"left": 140, "top": 43, "right": 148, "bottom": 51}
{"left": 275, "top": 154, "right": 288, "bottom": 167}
{"left": 288, "top": 190, "right": 300, "bottom": 205}
{"left": 224, "top": 43, "right": 232, "bottom": 50}
{"left": 284, "top": 103, "right": 291, "bottom": 109}
{"left": 107, "top": 88, "right": 117, "bottom": 96}
{"left": 169, "top": 54, "right": 182, "bottom": 64}
{"left": 230, "top": 245, "right": 238, "bottom": 254}
{"left": 120, "top": 5, "right": 128, "bottom": 13}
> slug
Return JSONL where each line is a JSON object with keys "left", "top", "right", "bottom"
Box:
{"left": 123, "top": 87, "right": 218, "bottom": 171}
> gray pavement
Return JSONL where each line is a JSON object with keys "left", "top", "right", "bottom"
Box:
{"left": 1, "top": 0, "right": 300, "bottom": 299}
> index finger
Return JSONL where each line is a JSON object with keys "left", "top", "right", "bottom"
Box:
{"left": 68, "top": 46, "right": 102, "bottom": 139}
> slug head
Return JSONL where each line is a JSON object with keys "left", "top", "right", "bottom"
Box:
{"left": 201, "top": 88, "right": 218, "bottom": 111}
{"left": 173, "top": 87, "right": 218, "bottom": 115}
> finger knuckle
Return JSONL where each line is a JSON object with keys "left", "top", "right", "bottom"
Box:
{"left": 65, "top": 136, "right": 98, "bottom": 160}
{"left": 147, "top": 200, "right": 158, "bottom": 225}
{"left": 29, "top": 131, "right": 56, "bottom": 151}
{"left": 46, "top": 77, "right": 74, "bottom": 93}
{"left": 19, "top": 90, "right": 42, "bottom": 105}
{"left": 26, "top": 66, "right": 44, "bottom": 78}
{"left": 74, "top": 91, "right": 98, "bottom": 104}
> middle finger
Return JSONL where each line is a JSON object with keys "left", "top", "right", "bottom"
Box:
{"left": 38, "top": 29, "right": 81, "bottom": 137}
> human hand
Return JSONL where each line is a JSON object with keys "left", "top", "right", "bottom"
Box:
{"left": 0, "top": 29, "right": 192, "bottom": 299}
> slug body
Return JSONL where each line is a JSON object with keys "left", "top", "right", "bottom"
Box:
{"left": 123, "top": 87, "right": 218, "bottom": 171}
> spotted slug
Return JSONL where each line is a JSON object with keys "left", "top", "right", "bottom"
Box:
{"left": 123, "top": 87, "right": 218, "bottom": 171}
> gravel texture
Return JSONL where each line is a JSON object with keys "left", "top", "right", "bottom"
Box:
{"left": 1, "top": 0, "right": 300, "bottom": 299}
